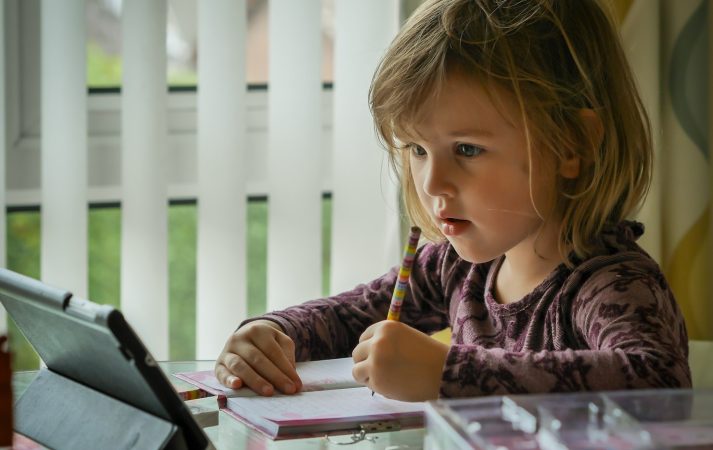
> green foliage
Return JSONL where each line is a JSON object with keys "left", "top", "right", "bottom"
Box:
{"left": 322, "top": 197, "right": 332, "bottom": 296}
{"left": 247, "top": 201, "right": 268, "bottom": 318}
{"left": 88, "top": 208, "right": 120, "bottom": 308}
{"left": 87, "top": 42, "right": 122, "bottom": 88}
{"left": 6, "top": 212, "right": 41, "bottom": 371}
{"left": 167, "top": 70, "right": 198, "bottom": 87}
{"left": 169, "top": 205, "right": 197, "bottom": 361}
{"left": 87, "top": 42, "right": 197, "bottom": 88}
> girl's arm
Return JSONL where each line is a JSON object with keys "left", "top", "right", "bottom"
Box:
{"left": 245, "top": 242, "right": 456, "bottom": 361}
{"left": 439, "top": 259, "right": 691, "bottom": 397}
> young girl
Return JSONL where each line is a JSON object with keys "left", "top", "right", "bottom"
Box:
{"left": 215, "top": 0, "right": 691, "bottom": 401}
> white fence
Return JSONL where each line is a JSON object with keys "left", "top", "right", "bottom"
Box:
{"left": 2, "top": 0, "right": 403, "bottom": 360}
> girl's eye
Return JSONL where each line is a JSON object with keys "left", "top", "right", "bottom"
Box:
{"left": 456, "top": 143, "right": 484, "bottom": 157}
{"left": 411, "top": 144, "right": 427, "bottom": 157}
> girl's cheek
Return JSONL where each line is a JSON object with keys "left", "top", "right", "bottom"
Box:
{"left": 414, "top": 179, "right": 429, "bottom": 204}
{"left": 411, "top": 171, "right": 424, "bottom": 196}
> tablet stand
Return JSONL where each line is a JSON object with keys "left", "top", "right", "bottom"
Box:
{"left": 15, "top": 369, "right": 189, "bottom": 450}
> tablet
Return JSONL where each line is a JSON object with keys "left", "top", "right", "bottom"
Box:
{"left": 0, "top": 268, "right": 210, "bottom": 449}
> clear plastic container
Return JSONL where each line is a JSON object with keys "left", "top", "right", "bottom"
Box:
{"left": 425, "top": 389, "right": 713, "bottom": 450}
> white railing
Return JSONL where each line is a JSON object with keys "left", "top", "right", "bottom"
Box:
{"left": 195, "top": 0, "right": 248, "bottom": 359}
{"left": 120, "top": 0, "right": 171, "bottom": 359}
{"left": 40, "top": 0, "right": 88, "bottom": 300}
{"left": 2, "top": 0, "right": 402, "bottom": 360}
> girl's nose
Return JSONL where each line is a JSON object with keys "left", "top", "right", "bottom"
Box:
{"left": 422, "top": 158, "right": 456, "bottom": 198}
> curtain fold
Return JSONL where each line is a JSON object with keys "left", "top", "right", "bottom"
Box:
{"left": 624, "top": 0, "right": 712, "bottom": 340}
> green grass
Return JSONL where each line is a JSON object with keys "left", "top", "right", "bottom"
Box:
{"left": 247, "top": 201, "right": 268, "bottom": 318}
{"left": 89, "top": 207, "right": 121, "bottom": 308}
{"left": 87, "top": 42, "right": 123, "bottom": 88}
{"left": 168, "top": 205, "right": 197, "bottom": 361}
{"left": 322, "top": 197, "right": 332, "bottom": 296}
{"left": 6, "top": 212, "right": 41, "bottom": 371}
{"left": 87, "top": 41, "right": 197, "bottom": 88}
{"left": 5, "top": 197, "right": 333, "bottom": 369}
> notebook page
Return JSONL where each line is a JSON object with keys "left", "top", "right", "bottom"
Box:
{"left": 226, "top": 386, "right": 424, "bottom": 423}
{"left": 174, "top": 357, "right": 360, "bottom": 397}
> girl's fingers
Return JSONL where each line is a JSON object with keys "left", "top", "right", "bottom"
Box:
{"left": 214, "top": 321, "right": 301, "bottom": 395}
{"left": 351, "top": 339, "right": 369, "bottom": 363}
{"left": 351, "top": 339, "right": 374, "bottom": 386}
{"left": 245, "top": 336, "right": 301, "bottom": 394}
{"left": 273, "top": 333, "right": 302, "bottom": 389}
{"left": 274, "top": 332, "right": 297, "bottom": 368}
{"left": 351, "top": 358, "right": 370, "bottom": 386}
{"left": 222, "top": 352, "right": 276, "bottom": 396}
{"left": 358, "top": 322, "right": 379, "bottom": 342}
{"left": 215, "top": 363, "right": 243, "bottom": 389}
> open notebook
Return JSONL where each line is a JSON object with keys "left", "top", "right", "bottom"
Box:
{"left": 175, "top": 358, "right": 424, "bottom": 439}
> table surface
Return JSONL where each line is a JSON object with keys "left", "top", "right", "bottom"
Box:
{"left": 12, "top": 361, "right": 426, "bottom": 450}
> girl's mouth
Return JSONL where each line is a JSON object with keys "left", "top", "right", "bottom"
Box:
{"left": 440, "top": 217, "right": 470, "bottom": 236}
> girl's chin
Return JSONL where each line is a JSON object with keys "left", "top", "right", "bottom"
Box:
{"left": 447, "top": 240, "right": 499, "bottom": 265}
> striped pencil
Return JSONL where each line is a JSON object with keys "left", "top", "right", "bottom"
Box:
{"left": 386, "top": 226, "right": 421, "bottom": 321}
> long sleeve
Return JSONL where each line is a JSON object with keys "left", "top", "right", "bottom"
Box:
{"left": 439, "top": 254, "right": 692, "bottom": 397}
{"left": 244, "top": 242, "right": 455, "bottom": 361}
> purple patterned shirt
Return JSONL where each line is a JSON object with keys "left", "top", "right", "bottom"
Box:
{"left": 249, "top": 221, "right": 691, "bottom": 397}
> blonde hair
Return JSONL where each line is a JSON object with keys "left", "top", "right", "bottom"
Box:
{"left": 370, "top": 0, "right": 652, "bottom": 265}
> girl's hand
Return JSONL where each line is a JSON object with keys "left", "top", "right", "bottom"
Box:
{"left": 214, "top": 320, "right": 303, "bottom": 396}
{"left": 351, "top": 320, "right": 449, "bottom": 401}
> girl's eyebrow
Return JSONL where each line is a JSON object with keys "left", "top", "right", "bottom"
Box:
{"left": 397, "top": 127, "right": 493, "bottom": 144}
{"left": 447, "top": 127, "right": 493, "bottom": 137}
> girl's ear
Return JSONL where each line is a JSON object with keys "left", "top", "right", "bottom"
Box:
{"left": 558, "top": 154, "right": 581, "bottom": 179}
{"left": 558, "top": 108, "right": 603, "bottom": 179}
{"left": 579, "top": 108, "right": 604, "bottom": 148}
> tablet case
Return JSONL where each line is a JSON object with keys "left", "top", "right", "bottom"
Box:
{"left": 0, "top": 268, "right": 210, "bottom": 450}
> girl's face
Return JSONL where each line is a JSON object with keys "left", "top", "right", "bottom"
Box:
{"left": 408, "top": 72, "right": 558, "bottom": 264}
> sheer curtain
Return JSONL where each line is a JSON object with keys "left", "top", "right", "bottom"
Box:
{"left": 625, "top": 0, "right": 712, "bottom": 340}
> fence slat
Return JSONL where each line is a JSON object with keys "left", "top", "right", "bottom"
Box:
{"left": 120, "top": 0, "right": 169, "bottom": 360}
{"left": 196, "top": 0, "right": 248, "bottom": 359}
{"left": 331, "top": 0, "right": 401, "bottom": 294}
{"left": 266, "top": 0, "right": 323, "bottom": 310}
{"left": 40, "top": 0, "right": 88, "bottom": 298}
